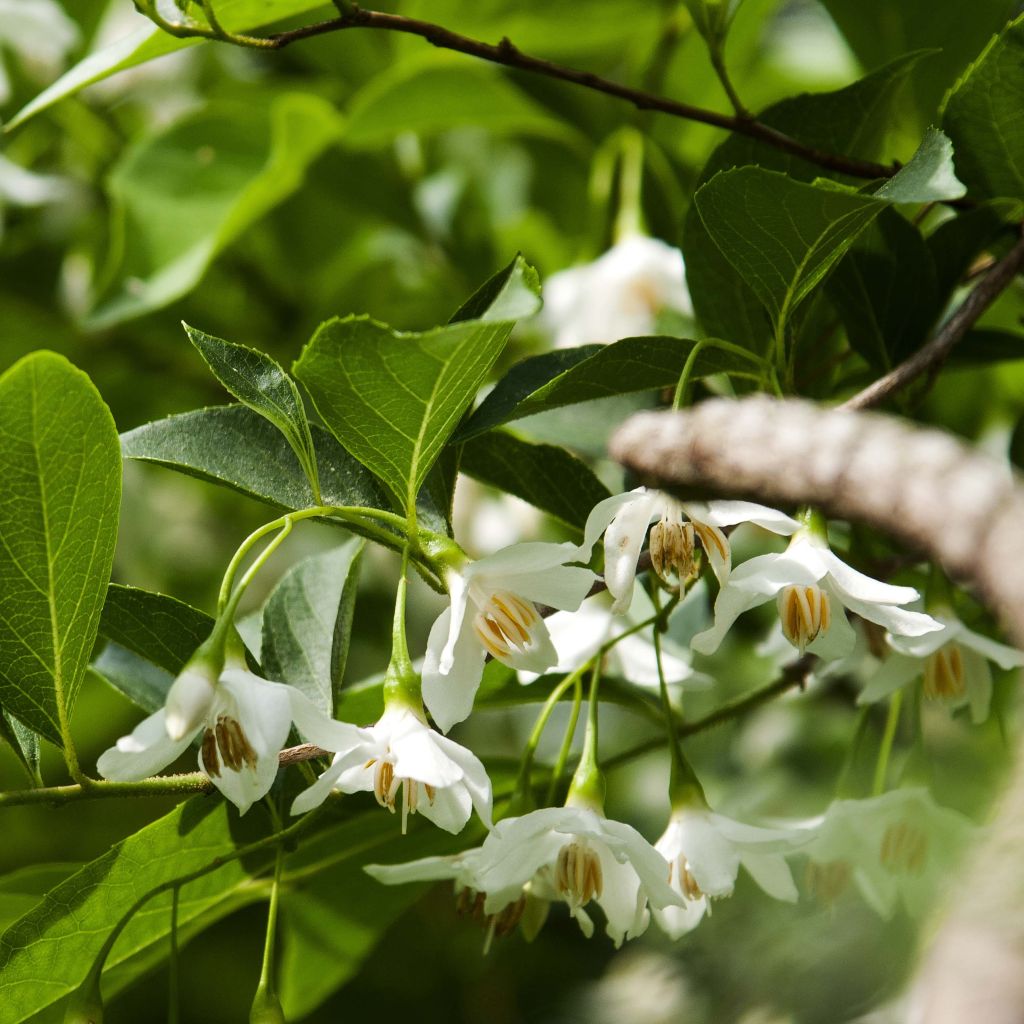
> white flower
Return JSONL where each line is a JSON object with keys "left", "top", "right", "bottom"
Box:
{"left": 422, "top": 541, "right": 596, "bottom": 732}
{"left": 585, "top": 488, "right": 800, "bottom": 613}
{"left": 541, "top": 236, "right": 693, "bottom": 349}
{"left": 290, "top": 703, "right": 493, "bottom": 835}
{"left": 467, "top": 805, "right": 684, "bottom": 947}
{"left": 652, "top": 805, "right": 807, "bottom": 939}
{"left": 859, "top": 614, "right": 1024, "bottom": 723}
{"left": 0, "top": 0, "right": 78, "bottom": 104}
{"left": 98, "top": 666, "right": 355, "bottom": 815}
{"left": 691, "top": 533, "right": 942, "bottom": 659}
{"left": 802, "top": 788, "right": 975, "bottom": 917}
{"left": 518, "top": 582, "right": 712, "bottom": 691}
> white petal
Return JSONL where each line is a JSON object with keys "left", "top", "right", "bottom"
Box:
{"left": 843, "top": 595, "right": 942, "bottom": 638}
{"left": 964, "top": 650, "right": 993, "bottom": 724}
{"left": 433, "top": 733, "right": 493, "bottom": 827}
{"left": 602, "top": 492, "right": 659, "bottom": 613}
{"left": 652, "top": 896, "right": 707, "bottom": 939}
{"left": 579, "top": 491, "right": 642, "bottom": 557}
{"left": 598, "top": 819, "right": 681, "bottom": 909}
{"left": 495, "top": 564, "right": 597, "bottom": 612}
{"left": 365, "top": 852, "right": 477, "bottom": 886}
{"left": 96, "top": 709, "right": 194, "bottom": 781}
{"left": 417, "top": 782, "right": 472, "bottom": 834}
{"left": 289, "top": 753, "right": 351, "bottom": 815}
{"left": 673, "top": 812, "right": 741, "bottom": 898}
{"left": 740, "top": 852, "right": 798, "bottom": 901}
{"left": 391, "top": 727, "right": 463, "bottom": 788}
{"left": 682, "top": 500, "right": 800, "bottom": 535}
{"left": 806, "top": 599, "right": 856, "bottom": 661}
{"left": 888, "top": 619, "right": 961, "bottom": 658}
{"left": 521, "top": 603, "right": 610, "bottom": 682}
{"left": 858, "top": 654, "right": 922, "bottom": 705}
{"left": 422, "top": 606, "right": 487, "bottom": 733}
{"left": 439, "top": 571, "right": 470, "bottom": 674}
{"left": 819, "top": 549, "right": 920, "bottom": 606}
{"left": 494, "top": 617, "right": 559, "bottom": 675}
{"left": 164, "top": 662, "right": 217, "bottom": 741}
{"left": 593, "top": 843, "right": 644, "bottom": 946}
{"left": 286, "top": 687, "right": 370, "bottom": 752}
{"left": 957, "top": 625, "right": 1024, "bottom": 669}
{"left": 469, "top": 540, "right": 582, "bottom": 581}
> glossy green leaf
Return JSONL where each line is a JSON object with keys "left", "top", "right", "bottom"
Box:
{"left": 0, "top": 712, "right": 40, "bottom": 783}
{"left": 185, "top": 324, "right": 322, "bottom": 502}
{"left": 0, "top": 352, "right": 121, "bottom": 746}
{"left": 93, "top": 644, "right": 175, "bottom": 716}
{"left": 695, "top": 168, "right": 886, "bottom": 339}
{"left": 0, "top": 865, "right": 79, "bottom": 935}
{"left": 121, "top": 404, "right": 389, "bottom": 514}
{"left": 822, "top": 0, "right": 1017, "bottom": 129}
{"left": 345, "top": 56, "right": 574, "bottom": 149}
{"left": 261, "top": 540, "right": 365, "bottom": 715}
{"left": 6, "top": 0, "right": 331, "bottom": 130}
{"left": 460, "top": 431, "right": 611, "bottom": 531}
{"left": 294, "top": 315, "right": 515, "bottom": 514}
{"left": 875, "top": 128, "right": 966, "bottom": 203}
{"left": 683, "top": 54, "right": 923, "bottom": 352}
{"left": 449, "top": 253, "right": 543, "bottom": 325}
{"left": 456, "top": 336, "right": 758, "bottom": 441}
{"left": 943, "top": 15, "right": 1024, "bottom": 201}
{"left": 88, "top": 93, "right": 343, "bottom": 328}
{"left": 828, "top": 209, "right": 940, "bottom": 371}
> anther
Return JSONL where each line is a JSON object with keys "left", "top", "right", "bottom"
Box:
{"left": 473, "top": 590, "right": 543, "bottom": 660}
{"left": 555, "top": 841, "right": 603, "bottom": 905}
{"left": 923, "top": 645, "right": 965, "bottom": 700}
{"left": 778, "top": 584, "right": 831, "bottom": 652}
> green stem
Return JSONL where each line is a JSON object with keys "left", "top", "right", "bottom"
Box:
{"left": 0, "top": 772, "right": 211, "bottom": 808}
{"left": 873, "top": 690, "right": 903, "bottom": 797}
{"left": 709, "top": 48, "right": 749, "bottom": 117}
{"left": 672, "top": 338, "right": 709, "bottom": 411}
{"left": 567, "top": 661, "right": 606, "bottom": 808}
{"left": 613, "top": 127, "right": 646, "bottom": 241}
{"left": 255, "top": 846, "right": 284, "bottom": 1001}
{"left": 546, "top": 672, "right": 584, "bottom": 806}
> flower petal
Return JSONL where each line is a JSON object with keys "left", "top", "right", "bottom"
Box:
{"left": 417, "top": 782, "right": 472, "bottom": 834}
{"left": 807, "top": 598, "right": 857, "bottom": 661}
{"left": 96, "top": 709, "right": 193, "bottom": 781}
{"left": 740, "top": 852, "right": 798, "bottom": 901}
{"left": 439, "top": 571, "right": 470, "bottom": 675}
{"left": 392, "top": 727, "right": 464, "bottom": 788}
{"left": 290, "top": 753, "right": 352, "bottom": 815}
{"left": 957, "top": 625, "right": 1024, "bottom": 669}
{"left": 422, "top": 606, "right": 487, "bottom": 733}
{"left": 819, "top": 549, "right": 920, "bottom": 606}
{"left": 365, "top": 852, "right": 478, "bottom": 886}
{"left": 857, "top": 654, "right": 922, "bottom": 705}
{"left": 683, "top": 500, "right": 800, "bottom": 535}
{"left": 652, "top": 896, "right": 707, "bottom": 939}
{"left": 601, "top": 491, "right": 659, "bottom": 613}
{"left": 434, "top": 733, "right": 493, "bottom": 827}
{"left": 842, "top": 595, "right": 942, "bottom": 638}
{"left": 963, "top": 649, "right": 993, "bottom": 724}
{"left": 593, "top": 843, "right": 644, "bottom": 946}
{"left": 497, "top": 564, "right": 597, "bottom": 612}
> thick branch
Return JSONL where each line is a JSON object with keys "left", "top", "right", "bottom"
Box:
{"left": 162, "top": 5, "right": 896, "bottom": 181}
{"left": 841, "top": 228, "right": 1024, "bottom": 411}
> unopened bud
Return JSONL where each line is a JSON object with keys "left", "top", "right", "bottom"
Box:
{"left": 64, "top": 967, "right": 103, "bottom": 1024}
{"left": 250, "top": 987, "right": 286, "bottom": 1024}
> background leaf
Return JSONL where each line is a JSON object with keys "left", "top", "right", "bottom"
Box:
{"left": 459, "top": 430, "right": 611, "bottom": 531}
{"left": 943, "top": 15, "right": 1024, "bottom": 201}
{"left": 875, "top": 127, "right": 966, "bottom": 203}
{"left": 185, "top": 325, "right": 321, "bottom": 503}
{"left": 294, "top": 315, "right": 515, "bottom": 514}
{"left": 92, "top": 646, "right": 175, "bottom": 716}
{"left": 694, "top": 168, "right": 886, "bottom": 340}
{"left": 261, "top": 540, "right": 365, "bottom": 715}
{"left": 0, "top": 352, "right": 120, "bottom": 746}
{"left": 449, "top": 253, "right": 543, "bottom": 324}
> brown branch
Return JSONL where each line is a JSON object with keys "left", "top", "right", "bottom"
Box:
{"left": 163, "top": 4, "right": 897, "bottom": 182}
{"left": 841, "top": 228, "right": 1024, "bottom": 411}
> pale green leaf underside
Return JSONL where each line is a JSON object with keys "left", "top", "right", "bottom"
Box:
{"left": 876, "top": 127, "right": 966, "bottom": 203}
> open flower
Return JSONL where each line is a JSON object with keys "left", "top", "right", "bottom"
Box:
{"left": 691, "top": 532, "right": 941, "bottom": 659}
{"left": 98, "top": 664, "right": 355, "bottom": 815}
{"left": 801, "top": 788, "right": 975, "bottom": 917}
{"left": 422, "top": 541, "right": 596, "bottom": 732}
{"left": 858, "top": 613, "right": 1024, "bottom": 723}
{"left": 540, "top": 235, "right": 693, "bottom": 348}
{"left": 517, "top": 582, "right": 711, "bottom": 691}
{"left": 290, "top": 703, "right": 492, "bottom": 834}
{"left": 466, "top": 805, "right": 683, "bottom": 946}
{"left": 584, "top": 488, "right": 800, "bottom": 613}
{"left": 652, "top": 805, "right": 807, "bottom": 939}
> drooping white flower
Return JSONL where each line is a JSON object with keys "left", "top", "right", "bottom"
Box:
{"left": 584, "top": 488, "right": 800, "bottom": 613}
{"left": 290, "top": 702, "right": 493, "bottom": 835}
{"left": 652, "top": 805, "right": 807, "bottom": 939}
{"left": 98, "top": 665, "right": 356, "bottom": 815}
{"left": 540, "top": 236, "right": 693, "bottom": 349}
{"left": 422, "top": 541, "right": 596, "bottom": 732}
{"left": 691, "top": 532, "right": 942, "bottom": 660}
{"left": 858, "top": 614, "right": 1024, "bottom": 723}
{"left": 801, "top": 788, "right": 975, "bottom": 917}
{"left": 517, "top": 582, "right": 712, "bottom": 691}
{"left": 466, "top": 805, "right": 684, "bottom": 947}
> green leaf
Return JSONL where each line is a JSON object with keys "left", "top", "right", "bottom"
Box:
{"left": 828, "top": 209, "right": 940, "bottom": 371}
{"left": 100, "top": 584, "right": 214, "bottom": 676}
{"left": 460, "top": 431, "right": 611, "bottom": 531}
{"left": 294, "top": 315, "right": 515, "bottom": 515}
{"left": 947, "top": 328, "right": 1024, "bottom": 368}
{"left": 943, "top": 15, "right": 1024, "bottom": 201}
{"left": 260, "top": 540, "right": 365, "bottom": 716}
{"left": 88, "top": 93, "right": 343, "bottom": 327}
{"left": 93, "top": 644, "right": 175, "bottom": 716}
{"left": 456, "top": 336, "right": 758, "bottom": 441}
{"left": 683, "top": 54, "right": 923, "bottom": 352}
{"left": 185, "top": 324, "right": 321, "bottom": 503}
{"left": 344, "top": 55, "right": 575, "bottom": 149}
{"left": 0, "top": 864, "right": 80, "bottom": 936}
{"left": 695, "top": 168, "right": 886, "bottom": 342}
{"left": 822, "top": 0, "right": 1017, "bottom": 130}
{"left": 0, "top": 799, "right": 276, "bottom": 1023}
{"left": 875, "top": 127, "right": 966, "bottom": 203}
{"left": 0, "top": 712, "right": 40, "bottom": 783}
{"left": 449, "top": 253, "right": 543, "bottom": 324}
{"left": 6, "top": 0, "right": 330, "bottom": 130}
{"left": 121, "top": 404, "right": 389, "bottom": 515}
{"left": 0, "top": 352, "right": 121, "bottom": 746}
{"left": 927, "top": 201, "right": 1022, "bottom": 298}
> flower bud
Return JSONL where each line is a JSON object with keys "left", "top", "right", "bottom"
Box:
{"left": 250, "top": 988, "right": 287, "bottom": 1024}
{"left": 164, "top": 658, "right": 219, "bottom": 742}
{"left": 64, "top": 968, "right": 103, "bottom": 1024}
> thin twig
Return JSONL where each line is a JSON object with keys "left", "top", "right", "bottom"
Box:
{"left": 154, "top": 4, "right": 897, "bottom": 182}
{"left": 841, "top": 228, "right": 1024, "bottom": 411}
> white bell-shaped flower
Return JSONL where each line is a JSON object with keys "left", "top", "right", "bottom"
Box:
{"left": 290, "top": 703, "right": 493, "bottom": 835}
{"left": 422, "top": 540, "right": 596, "bottom": 732}
{"left": 692, "top": 533, "right": 941, "bottom": 660}
{"left": 859, "top": 613, "right": 1024, "bottom": 723}
{"left": 98, "top": 666, "right": 356, "bottom": 815}
{"left": 540, "top": 236, "right": 693, "bottom": 349}
{"left": 584, "top": 488, "right": 800, "bottom": 613}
